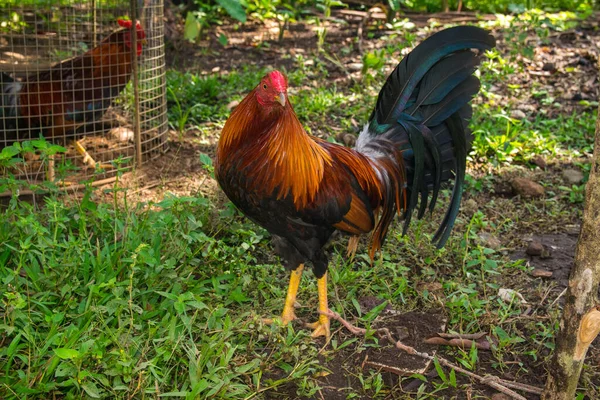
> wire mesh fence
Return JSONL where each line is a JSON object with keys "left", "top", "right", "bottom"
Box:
{"left": 0, "top": 0, "right": 167, "bottom": 185}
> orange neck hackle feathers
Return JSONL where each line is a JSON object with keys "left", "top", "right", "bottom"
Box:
{"left": 217, "top": 71, "right": 332, "bottom": 208}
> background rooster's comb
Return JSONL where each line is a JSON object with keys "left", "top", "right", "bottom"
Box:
{"left": 117, "top": 19, "right": 132, "bottom": 28}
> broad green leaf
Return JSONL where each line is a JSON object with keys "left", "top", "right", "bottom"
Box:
{"left": 54, "top": 348, "right": 80, "bottom": 359}
{"left": 199, "top": 153, "right": 213, "bottom": 167}
{"left": 0, "top": 145, "right": 19, "bottom": 160}
{"left": 184, "top": 12, "right": 199, "bottom": 42}
{"left": 216, "top": 0, "right": 247, "bottom": 23}
{"left": 81, "top": 381, "right": 101, "bottom": 398}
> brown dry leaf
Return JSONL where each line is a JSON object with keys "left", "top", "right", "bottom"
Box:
{"left": 531, "top": 268, "right": 553, "bottom": 278}
{"left": 417, "top": 282, "right": 443, "bottom": 293}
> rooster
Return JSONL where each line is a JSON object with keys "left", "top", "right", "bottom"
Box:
{"left": 0, "top": 19, "right": 146, "bottom": 169}
{"left": 216, "top": 26, "right": 495, "bottom": 338}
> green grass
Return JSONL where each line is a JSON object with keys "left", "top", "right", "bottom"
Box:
{"left": 470, "top": 109, "right": 597, "bottom": 165}
{"left": 1, "top": 10, "right": 598, "bottom": 399}
{"left": 166, "top": 68, "right": 269, "bottom": 127}
{"left": 0, "top": 175, "right": 537, "bottom": 398}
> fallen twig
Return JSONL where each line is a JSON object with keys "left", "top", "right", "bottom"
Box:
{"left": 423, "top": 336, "right": 491, "bottom": 350}
{"left": 493, "top": 377, "right": 544, "bottom": 396}
{"left": 437, "top": 332, "right": 486, "bottom": 340}
{"left": 549, "top": 287, "right": 568, "bottom": 308}
{"left": 322, "top": 309, "right": 542, "bottom": 400}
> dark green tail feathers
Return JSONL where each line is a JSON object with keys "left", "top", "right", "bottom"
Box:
{"left": 357, "top": 26, "right": 495, "bottom": 248}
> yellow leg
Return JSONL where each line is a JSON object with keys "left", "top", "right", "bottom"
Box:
{"left": 74, "top": 139, "right": 111, "bottom": 170}
{"left": 307, "top": 273, "right": 331, "bottom": 339}
{"left": 264, "top": 264, "right": 304, "bottom": 325}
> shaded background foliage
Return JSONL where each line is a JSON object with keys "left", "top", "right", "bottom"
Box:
{"left": 176, "top": 0, "right": 597, "bottom": 43}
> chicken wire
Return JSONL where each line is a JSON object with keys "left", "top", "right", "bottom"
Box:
{"left": 0, "top": 0, "right": 167, "bottom": 185}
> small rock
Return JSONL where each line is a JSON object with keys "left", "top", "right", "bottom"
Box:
{"left": 526, "top": 241, "right": 544, "bottom": 256}
{"left": 562, "top": 168, "right": 584, "bottom": 184}
{"left": 109, "top": 127, "right": 134, "bottom": 142}
{"left": 530, "top": 155, "right": 547, "bottom": 169}
{"left": 498, "top": 288, "right": 527, "bottom": 304}
{"left": 542, "top": 62, "right": 556, "bottom": 72}
{"left": 478, "top": 232, "right": 501, "bottom": 249}
{"left": 510, "top": 109, "right": 526, "bottom": 120}
{"left": 304, "top": 59, "right": 314, "bottom": 66}
{"left": 211, "top": 66, "right": 220, "bottom": 73}
{"left": 578, "top": 56, "right": 591, "bottom": 66}
{"left": 512, "top": 177, "right": 545, "bottom": 197}
{"left": 335, "top": 132, "right": 357, "bottom": 147}
{"left": 531, "top": 268, "right": 553, "bottom": 278}
{"left": 347, "top": 62, "right": 363, "bottom": 71}
{"left": 226, "top": 100, "right": 240, "bottom": 111}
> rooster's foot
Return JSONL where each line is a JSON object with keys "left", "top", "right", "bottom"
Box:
{"left": 306, "top": 313, "right": 330, "bottom": 339}
{"left": 75, "top": 140, "right": 112, "bottom": 170}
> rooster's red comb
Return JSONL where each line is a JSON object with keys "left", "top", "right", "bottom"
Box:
{"left": 268, "top": 70, "right": 287, "bottom": 92}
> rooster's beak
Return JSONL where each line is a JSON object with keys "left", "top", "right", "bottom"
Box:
{"left": 277, "top": 92, "right": 286, "bottom": 107}
{"left": 141, "top": 39, "right": 147, "bottom": 45}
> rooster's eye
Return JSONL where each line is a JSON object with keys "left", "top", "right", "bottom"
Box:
{"left": 263, "top": 84, "right": 268, "bottom": 90}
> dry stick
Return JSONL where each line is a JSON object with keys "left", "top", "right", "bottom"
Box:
{"left": 423, "top": 336, "right": 490, "bottom": 350}
{"left": 437, "top": 332, "right": 486, "bottom": 340}
{"left": 549, "top": 287, "right": 568, "bottom": 309}
{"left": 321, "top": 309, "right": 542, "bottom": 400}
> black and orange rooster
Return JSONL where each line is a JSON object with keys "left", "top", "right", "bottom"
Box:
{"left": 0, "top": 19, "right": 146, "bottom": 168}
{"left": 216, "top": 26, "right": 495, "bottom": 338}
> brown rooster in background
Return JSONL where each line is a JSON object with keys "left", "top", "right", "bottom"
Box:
{"left": 216, "top": 26, "right": 496, "bottom": 338}
{"left": 0, "top": 19, "right": 146, "bottom": 169}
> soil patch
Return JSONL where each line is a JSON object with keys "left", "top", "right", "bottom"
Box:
{"left": 511, "top": 233, "right": 578, "bottom": 287}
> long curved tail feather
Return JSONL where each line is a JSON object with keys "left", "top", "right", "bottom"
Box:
{"left": 356, "top": 26, "right": 495, "bottom": 249}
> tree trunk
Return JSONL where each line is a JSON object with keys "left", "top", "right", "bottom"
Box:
{"left": 542, "top": 104, "right": 600, "bottom": 398}
{"left": 442, "top": 0, "right": 449, "bottom": 12}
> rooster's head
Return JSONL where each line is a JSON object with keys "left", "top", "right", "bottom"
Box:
{"left": 255, "top": 70, "right": 288, "bottom": 111}
{"left": 118, "top": 19, "right": 146, "bottom": 56}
